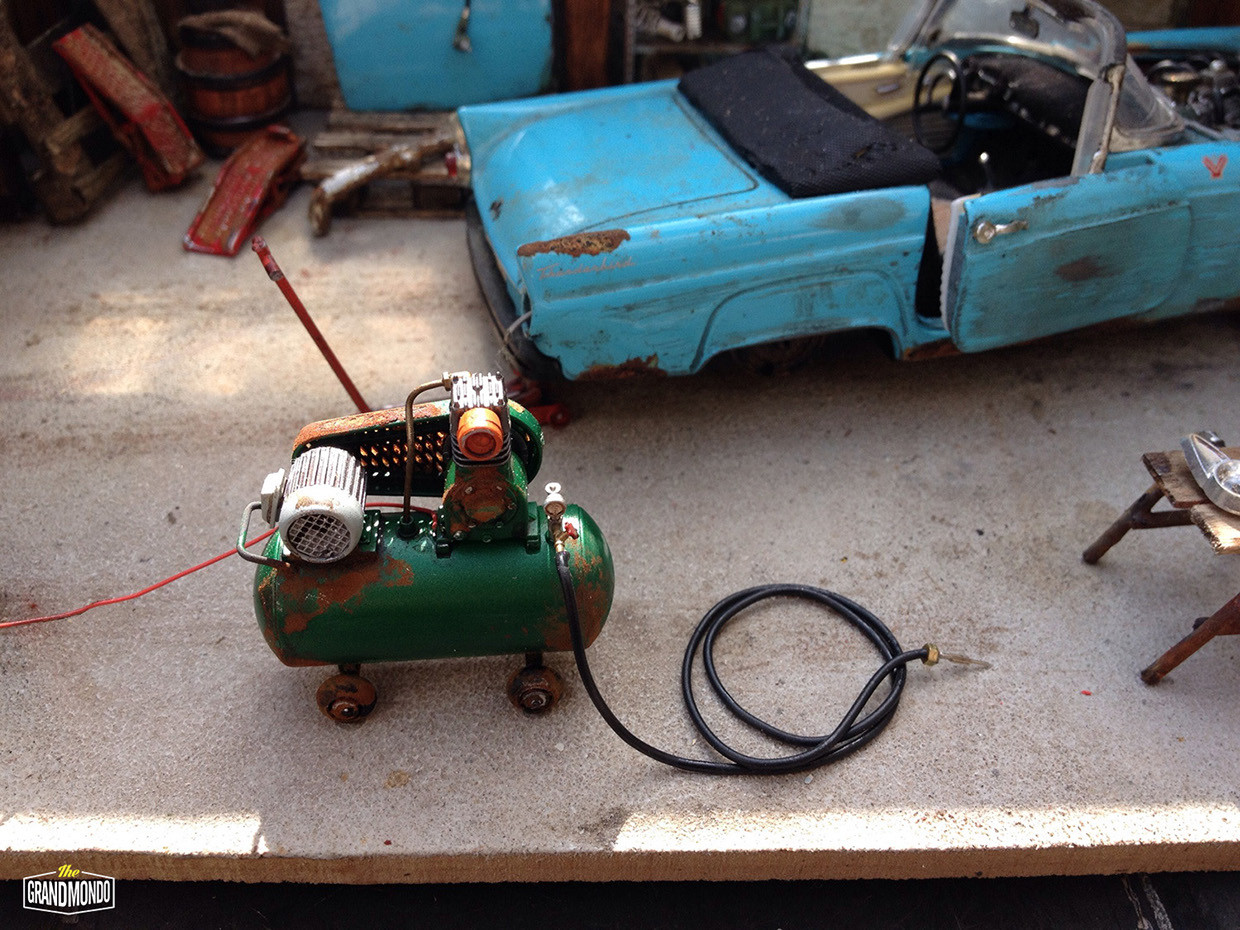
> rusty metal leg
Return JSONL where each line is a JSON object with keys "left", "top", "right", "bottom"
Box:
{"left": 316, "top": 665, "right": 378, "bottom": 722}
{"left": 507, "top": 652, "right": 563, "bottom": 714}
{"left": 1083, "top": 484, "right": 1192, "bottom": 564}
{"left": 1141, "top": 589, "right": 1240, "bottom": 684}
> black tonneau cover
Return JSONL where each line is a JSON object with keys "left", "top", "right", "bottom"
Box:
{"left": 679, "top": 49, "right": 941, "bottom": 197}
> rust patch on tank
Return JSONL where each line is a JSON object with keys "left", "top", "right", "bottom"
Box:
{"left": 542, "top": 547, "right": 614, "bottom": 651}
{"left": 1056, "top": 256, "right": 1112, "bottom": 282}
{"left": 272, "top": 555, "right": 418, "bottom": 639}
{"left": 541, "top": 578, "right": 609, "bottom": 651}
{"left": 275, "top": 555, "right": 384, "bottom": 634}
{"left": 260, "top": 615, "right": 329, "bottom": 667}
{"left": 379, "top": 557, "right": 418, "bottom": 588}
{"left": 282, "top": 655, "right": 331, "bottom": 667}
{"left": 517, "top": 229, "right": 630, "bottom": 258}
{"left": 577, "top": 355, "right": 666, "bottom": 380}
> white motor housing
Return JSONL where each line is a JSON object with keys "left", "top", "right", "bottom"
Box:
{"left": 268, "top": 446, "right": 367, "bottom": 563}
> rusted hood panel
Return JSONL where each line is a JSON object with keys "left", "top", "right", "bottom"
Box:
{"left": 460, "top": 81, "right": 781, "bottom": 292}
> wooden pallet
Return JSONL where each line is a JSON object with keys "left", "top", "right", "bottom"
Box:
{"left": 0, "top": 0, "right": 173, "bottom": 223}
{"left": 0, "top": 0, "right": 123, "bottom": 222}
{"left": 300, "top": 109, "right": 466, "bottom": 222}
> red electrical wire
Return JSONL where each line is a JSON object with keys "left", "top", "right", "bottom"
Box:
{"left": 0, "top": 528, "right": 279, "bottom": 630}
{"left": 0, "top": 502, "right": 437, "bottom": 631}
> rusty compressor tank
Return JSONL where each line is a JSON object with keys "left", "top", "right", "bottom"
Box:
{"left": 237, "top": 371, "right": 614, "bottom": 722}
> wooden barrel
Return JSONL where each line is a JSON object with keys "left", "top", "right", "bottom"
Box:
{"left": 176, "top": 24, "right": 291, "bottom": 155}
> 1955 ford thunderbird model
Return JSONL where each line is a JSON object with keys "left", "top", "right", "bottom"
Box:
{"left": 458, "top": 0, "right": 1240, "bottom": 380}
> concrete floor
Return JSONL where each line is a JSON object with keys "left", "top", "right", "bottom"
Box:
{"left": 1, "top": 166, "right": 1239, "bottom": 884}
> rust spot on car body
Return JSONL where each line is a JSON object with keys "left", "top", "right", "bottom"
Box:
{"left": 902, "top": 338, "right": 960, "bottom": 361}
{"left": 517, "top": 229, "right": 630, "bottom": 258}
{"left": 1194, "top": 295, "right": 1240, "bottom": 314}
{"left": 1056, "top": 256, "right": 1113, "bottom": 282}
{"left": 577, "top": 355, "right": 666, "bottom": 380}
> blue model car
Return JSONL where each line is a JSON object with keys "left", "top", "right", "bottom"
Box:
{"left": 458, "top": 0, "right": 1240, "bottom": 380}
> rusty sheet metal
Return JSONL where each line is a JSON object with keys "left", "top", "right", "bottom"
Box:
{"left": 292, "top": 403, "right": 445, "bottom": 452}
{"left": 184, "top": 126, "right": 304, "bottom": 256}
{"left": 293, "top": 404, "right": 451, "bottom": 498}
{"left": 52, "top": 24, "right": 203, "bottom": 191}
{"left": 517, "top": 229, "right": 630, "bottom": 258}
{"left": 441, "top": 463, "right": 516, "bottom": 536}
{"left": 576, "top": 355, "right": 665, "bottom": 380}
{"left": 902, "top": 337, "right": 959, "bottom": 361}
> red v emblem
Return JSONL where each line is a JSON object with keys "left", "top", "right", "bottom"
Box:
{"left": 1203, "top": 154, "right": 1227, "bottom": 179}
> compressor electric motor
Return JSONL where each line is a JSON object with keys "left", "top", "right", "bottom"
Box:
{"left": 238, "top": 371, "right": 614, "bottom": 722}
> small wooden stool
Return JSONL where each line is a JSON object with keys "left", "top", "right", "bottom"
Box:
{"left": 1084, "top": 447, "right": 1240, "bottom": 684}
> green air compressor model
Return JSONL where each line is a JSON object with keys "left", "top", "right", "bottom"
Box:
{"left": 234, "top": 243, "right": 974, "bottom": 770}
{"left": 237, "top": 371, "right": 614, "bottom": 723}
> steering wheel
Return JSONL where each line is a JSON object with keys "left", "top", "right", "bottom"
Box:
{"left": 912, "top": 51, "right": 968, "bottom": 155}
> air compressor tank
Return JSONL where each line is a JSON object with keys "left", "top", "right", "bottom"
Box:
{"left": 239, "top": 372, "right": 614, "bottom": 721}
{"left": 251, "top": 504, "right": 612, "bottom": 665}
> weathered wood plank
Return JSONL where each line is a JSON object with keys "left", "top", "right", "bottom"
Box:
{"left": 325, "top": 109, "right": 452, "bottom": 134}
{"left": 1191, "top": 504, "right": 1240, "bottom": 553}
{"left": 1143, "top": 446, "right": 1240, "bottom": 508}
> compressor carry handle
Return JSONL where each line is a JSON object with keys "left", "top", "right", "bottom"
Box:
{"left": 237, "top": 501, "right": 286, "bottom": 569}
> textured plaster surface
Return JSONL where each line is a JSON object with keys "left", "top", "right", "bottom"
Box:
{"left": 0, "top": 170, "right": 1238, "bottom": 883}
{"left": 284, "top": 0, "right": 343, "bottom": 110}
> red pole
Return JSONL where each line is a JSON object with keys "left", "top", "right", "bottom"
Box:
{"left": 252, "top": 237, "right": 371, "bottom": 414}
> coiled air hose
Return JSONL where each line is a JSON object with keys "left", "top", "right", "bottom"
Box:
{"left": 555, "top": 550, "right": 939, "bottom": 776}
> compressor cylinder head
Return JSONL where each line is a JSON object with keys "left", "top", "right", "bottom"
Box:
{"left": 272, "top": 446, "right": 367, "bottom": 563}
{"left": 449, "top": 372, "right": 509, "bottom": 464}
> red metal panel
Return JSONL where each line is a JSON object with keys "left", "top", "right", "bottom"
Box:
{"left": 184, "top": 126, "right": 304, "bottom": 257}
{"left": 52, "top": 24, "right": 203, "bottom": 191}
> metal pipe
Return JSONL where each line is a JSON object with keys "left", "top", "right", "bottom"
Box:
{"left": 1081, "top": 484, "right": 1193, "bottom": 564}
{"left": 251, "top": 236, "right": 371, "bottom": 414}
{"left": 402, "top": 377, "right": 452, "bottom": 527}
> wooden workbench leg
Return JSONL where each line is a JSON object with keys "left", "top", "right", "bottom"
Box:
{"left": 1083, "top": 485, "right": 1165, "bottom": 564}
{"left": 1141, "top": 590, "right": 1240, "bottom": 684}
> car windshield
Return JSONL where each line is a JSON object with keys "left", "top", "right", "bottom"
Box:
{"left": 887, "top": 0, "right": 1179, "bottom": 152}
{"left": 893, "top": 0, "right": 1124, "bottom": 75}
